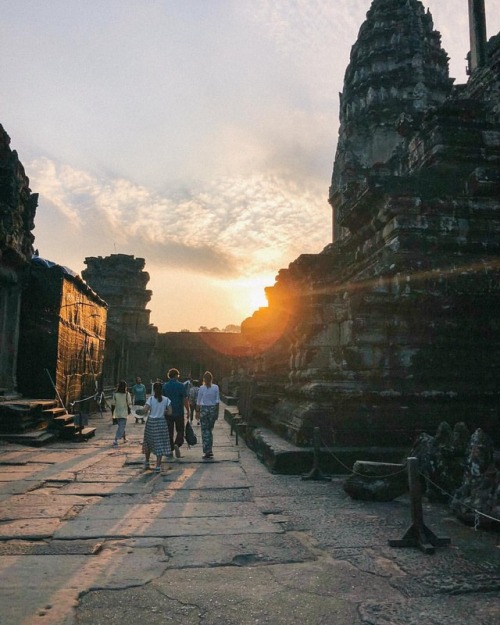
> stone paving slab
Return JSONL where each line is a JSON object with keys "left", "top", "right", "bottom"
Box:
{"left": 0, "top": 517, "right": 62, "bottom": 539}
{"left": 150, "top": 487, "right": 253, "bottom": 503}
{"left": 76, "top": 559, "right": 396, "bottom": 625}
{"left": 0, "top": 480, "right": 43, "bottom": 500}
{"left": 359, "top": 593, "right": 500, "bottom": 625}
{"left": 0, "top": 539, "right": 103, "bottom": 556}
{"left": 44, "top": 473, "right": 79, "bottom": 483}
{"left": 0, "top": 548, "right": 161, "bottom": 625}
{"left": 0, "top": 462, "right": 50, "bottom": 471}
{"left": 121, "top": 449, "right": 239, "bottom": 465}
{"left": 73, "top": 473, "right": 141, "bottom": 483}
{"left": 67, "top": 493, "right": 152, "bottom": 506}
{"left": 4, "top": 491, "right": 103, "bottom": 507}
{"left": 380, "top": 542, "right": 500, "bottom": 579}
{"left": 0, "top": 458, "right": 28, "bottom": 466}
{"left": 0, "top": 469, "right": 48, "bottom": 481}
{"left": 54, "top": 514, "right": 283, "bottom": 539}
{"left": 254, "top": 494, "right": 409, "bottom": 547}
{"left": 25, "top": 451, "right": 87, "bottom": 464}
{"left": 0, "top": 504, "right": 76, "bottom": 521}
{"left": 390, "top": 570, "right": 500, "bottom": 596}
{"left": 77, "top": 466, "right": 141, "bottom": 474}
{"left": 0, "top": 450, "right": 32, "bottom": 464}
{"left": 78, "top": 501, "right": 261, "bottom": 520}
{"left": 57, "top": 482, "right": 154, "bottom": 496}
{"left": 171, "top": 451, "right": 240, "bottom": 462}
{"left": 159, "top": 531, "right": 317, "bottom": 568}
{"left": 161, "top": 464, "right": 249, "bottom": 489}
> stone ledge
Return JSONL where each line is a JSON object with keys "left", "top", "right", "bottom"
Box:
{"left": 223, "top": 408, "right": 410, "bottom": 475}
{"left": 220, "top": 393, "right": 238, "bottom": 406}
{"left": 248, "top": 429, "right": 410, "bottom": 475}
{"left": 223, "top": 407, "right": 239, "bottom": 421}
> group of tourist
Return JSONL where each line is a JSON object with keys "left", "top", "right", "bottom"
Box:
{"left": 110, "top": 369, "right": 220, "bottom": 472}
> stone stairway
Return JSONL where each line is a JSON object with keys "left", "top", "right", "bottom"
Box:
{"left": 0, "top": 399, "right": 96, "bottom": 446}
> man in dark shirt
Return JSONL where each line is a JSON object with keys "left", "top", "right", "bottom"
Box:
{"left": 162, "top": 368, "right": 189, "bottom": 457}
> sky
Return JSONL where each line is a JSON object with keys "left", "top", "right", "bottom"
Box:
{"left": 2, "top": 0, "right": 499, "bottom": 332}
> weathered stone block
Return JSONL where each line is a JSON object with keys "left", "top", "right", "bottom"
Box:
{"left": 343, "top": 461, "right": 407, "bottom": 501}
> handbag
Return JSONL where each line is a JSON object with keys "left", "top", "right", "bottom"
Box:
{"left": 185, "top": 420, "right": 197, "bottom": 446}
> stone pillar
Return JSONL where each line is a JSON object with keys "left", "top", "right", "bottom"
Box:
{"left": 468, "top": 0, "right": 487, "bottom": 70}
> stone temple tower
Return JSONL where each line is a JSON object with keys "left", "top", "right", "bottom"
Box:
{"left": 241, "top": 0, "right": 500, "bottom": 451}
{"left": 82, "top": 254, "right": 158, "bottom": 386}
{"left": 330, "top": 0, "right": 453, "bottom": 241}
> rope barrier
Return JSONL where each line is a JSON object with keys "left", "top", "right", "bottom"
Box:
{"left": 422, "top": 474, "right": 500, "bottom": 527}
{"left": 318, "top": 433, "right": 499, "bottom": 529}
{"left": 69, "top": 392, "right": 104, "bottom": 409}
{"left": 319, "top": 434, "right": 408, "bottom": 479}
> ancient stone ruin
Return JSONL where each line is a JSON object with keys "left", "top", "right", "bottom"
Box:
{"left": 240, "top": 0, "right": 500, "bottom": 454}
{"left": 82, "top": 254, "right": 158, "bottom": 387}
{"left": 0, "top": 124, "right": 37, "bottom": 397}
{"left": 82, "top": 253, "right": 251, "bottom": 388}
{"left": 0, "top": 125, "right": 106, "bottom": 443}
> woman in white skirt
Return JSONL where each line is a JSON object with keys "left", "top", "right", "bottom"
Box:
{"left": 142, "top": 382, "right": 172, "bottom": 472}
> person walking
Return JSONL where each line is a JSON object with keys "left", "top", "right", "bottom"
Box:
{"left": 131, "top": 376, "right": 147, "bottom": 406}
{"left": 188, "top": 379, "right": 200, "bottom": 423}
{"left": 110, "top": 380, "right": 131, "bottom": 447}
{"left": 142, "top": 382, "right": 172, "bottom": 472}
{"left": 162, "top": 368, "right": 189, "bottom": 458}
{"left": 183, "top": 374, "right": 193, "bottom": 397}
{"left": 131, "top": 376, "right": 147, "bottom": 424}
{"left": 196, "top": 371, "right": 220, "bottom": 460}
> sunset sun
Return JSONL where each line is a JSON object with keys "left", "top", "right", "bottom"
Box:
{"left": 232, "top": 275, "right": 274, "bottom": 318}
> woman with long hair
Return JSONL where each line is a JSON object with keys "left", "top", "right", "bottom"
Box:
{"left": 142, "top": 381, "right": 172, "bottom": 472}
{"left": 110, "top": 380, "right": 131, "bottom": 447}
{"left": 195, "top": 371, "right": 220, "bottom": 459}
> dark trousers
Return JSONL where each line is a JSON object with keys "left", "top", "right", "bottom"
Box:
{"left": 166, "top": 414, "right": 184, "bottom": 448}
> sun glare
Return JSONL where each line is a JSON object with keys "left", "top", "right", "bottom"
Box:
{"left": 233, "top": 275, "right": 275, "bottom": 317}
{"left": 249, "top": 286, "right": 269, "bottom": 311}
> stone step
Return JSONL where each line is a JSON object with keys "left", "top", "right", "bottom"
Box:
{"left": 43, "top": 407, "right": 68, "bottom": 419}
{"left": 60, "top": 424, "right": 96, "bottom": 441}
{"left": 52, "top": 414, "right": 74, "bottom": 425}
{"left": 0, "top": 429, "right": 57, "bottom": 447}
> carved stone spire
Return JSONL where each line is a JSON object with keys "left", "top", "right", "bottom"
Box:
{"left": 468, "top": 0, "right": 487, "bottom": 71}
{"left": 329, "top": 0, "right": 453, "bottom": 240}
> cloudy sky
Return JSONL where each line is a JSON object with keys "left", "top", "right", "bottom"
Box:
{"left": 2, "top": 1, "right": 499, "bottom": 331}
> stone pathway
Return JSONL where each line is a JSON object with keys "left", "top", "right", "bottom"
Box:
{"left": 0, "top": 407, "right": 498, "bottom": 625}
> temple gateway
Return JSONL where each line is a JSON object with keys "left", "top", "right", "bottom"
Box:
{"left": 240, "top": 0, "right": 500, "bottom": 450}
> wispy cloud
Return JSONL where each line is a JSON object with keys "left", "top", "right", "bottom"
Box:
{"left": 7, "top": 0, "right": 499, "bottom": 331}
{"left": 29, "top": 157, "right": 331, "bottom": 279}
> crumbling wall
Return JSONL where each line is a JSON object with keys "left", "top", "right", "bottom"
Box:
{"left": 0, "top": 124, "right": 37, "bottom": 394}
